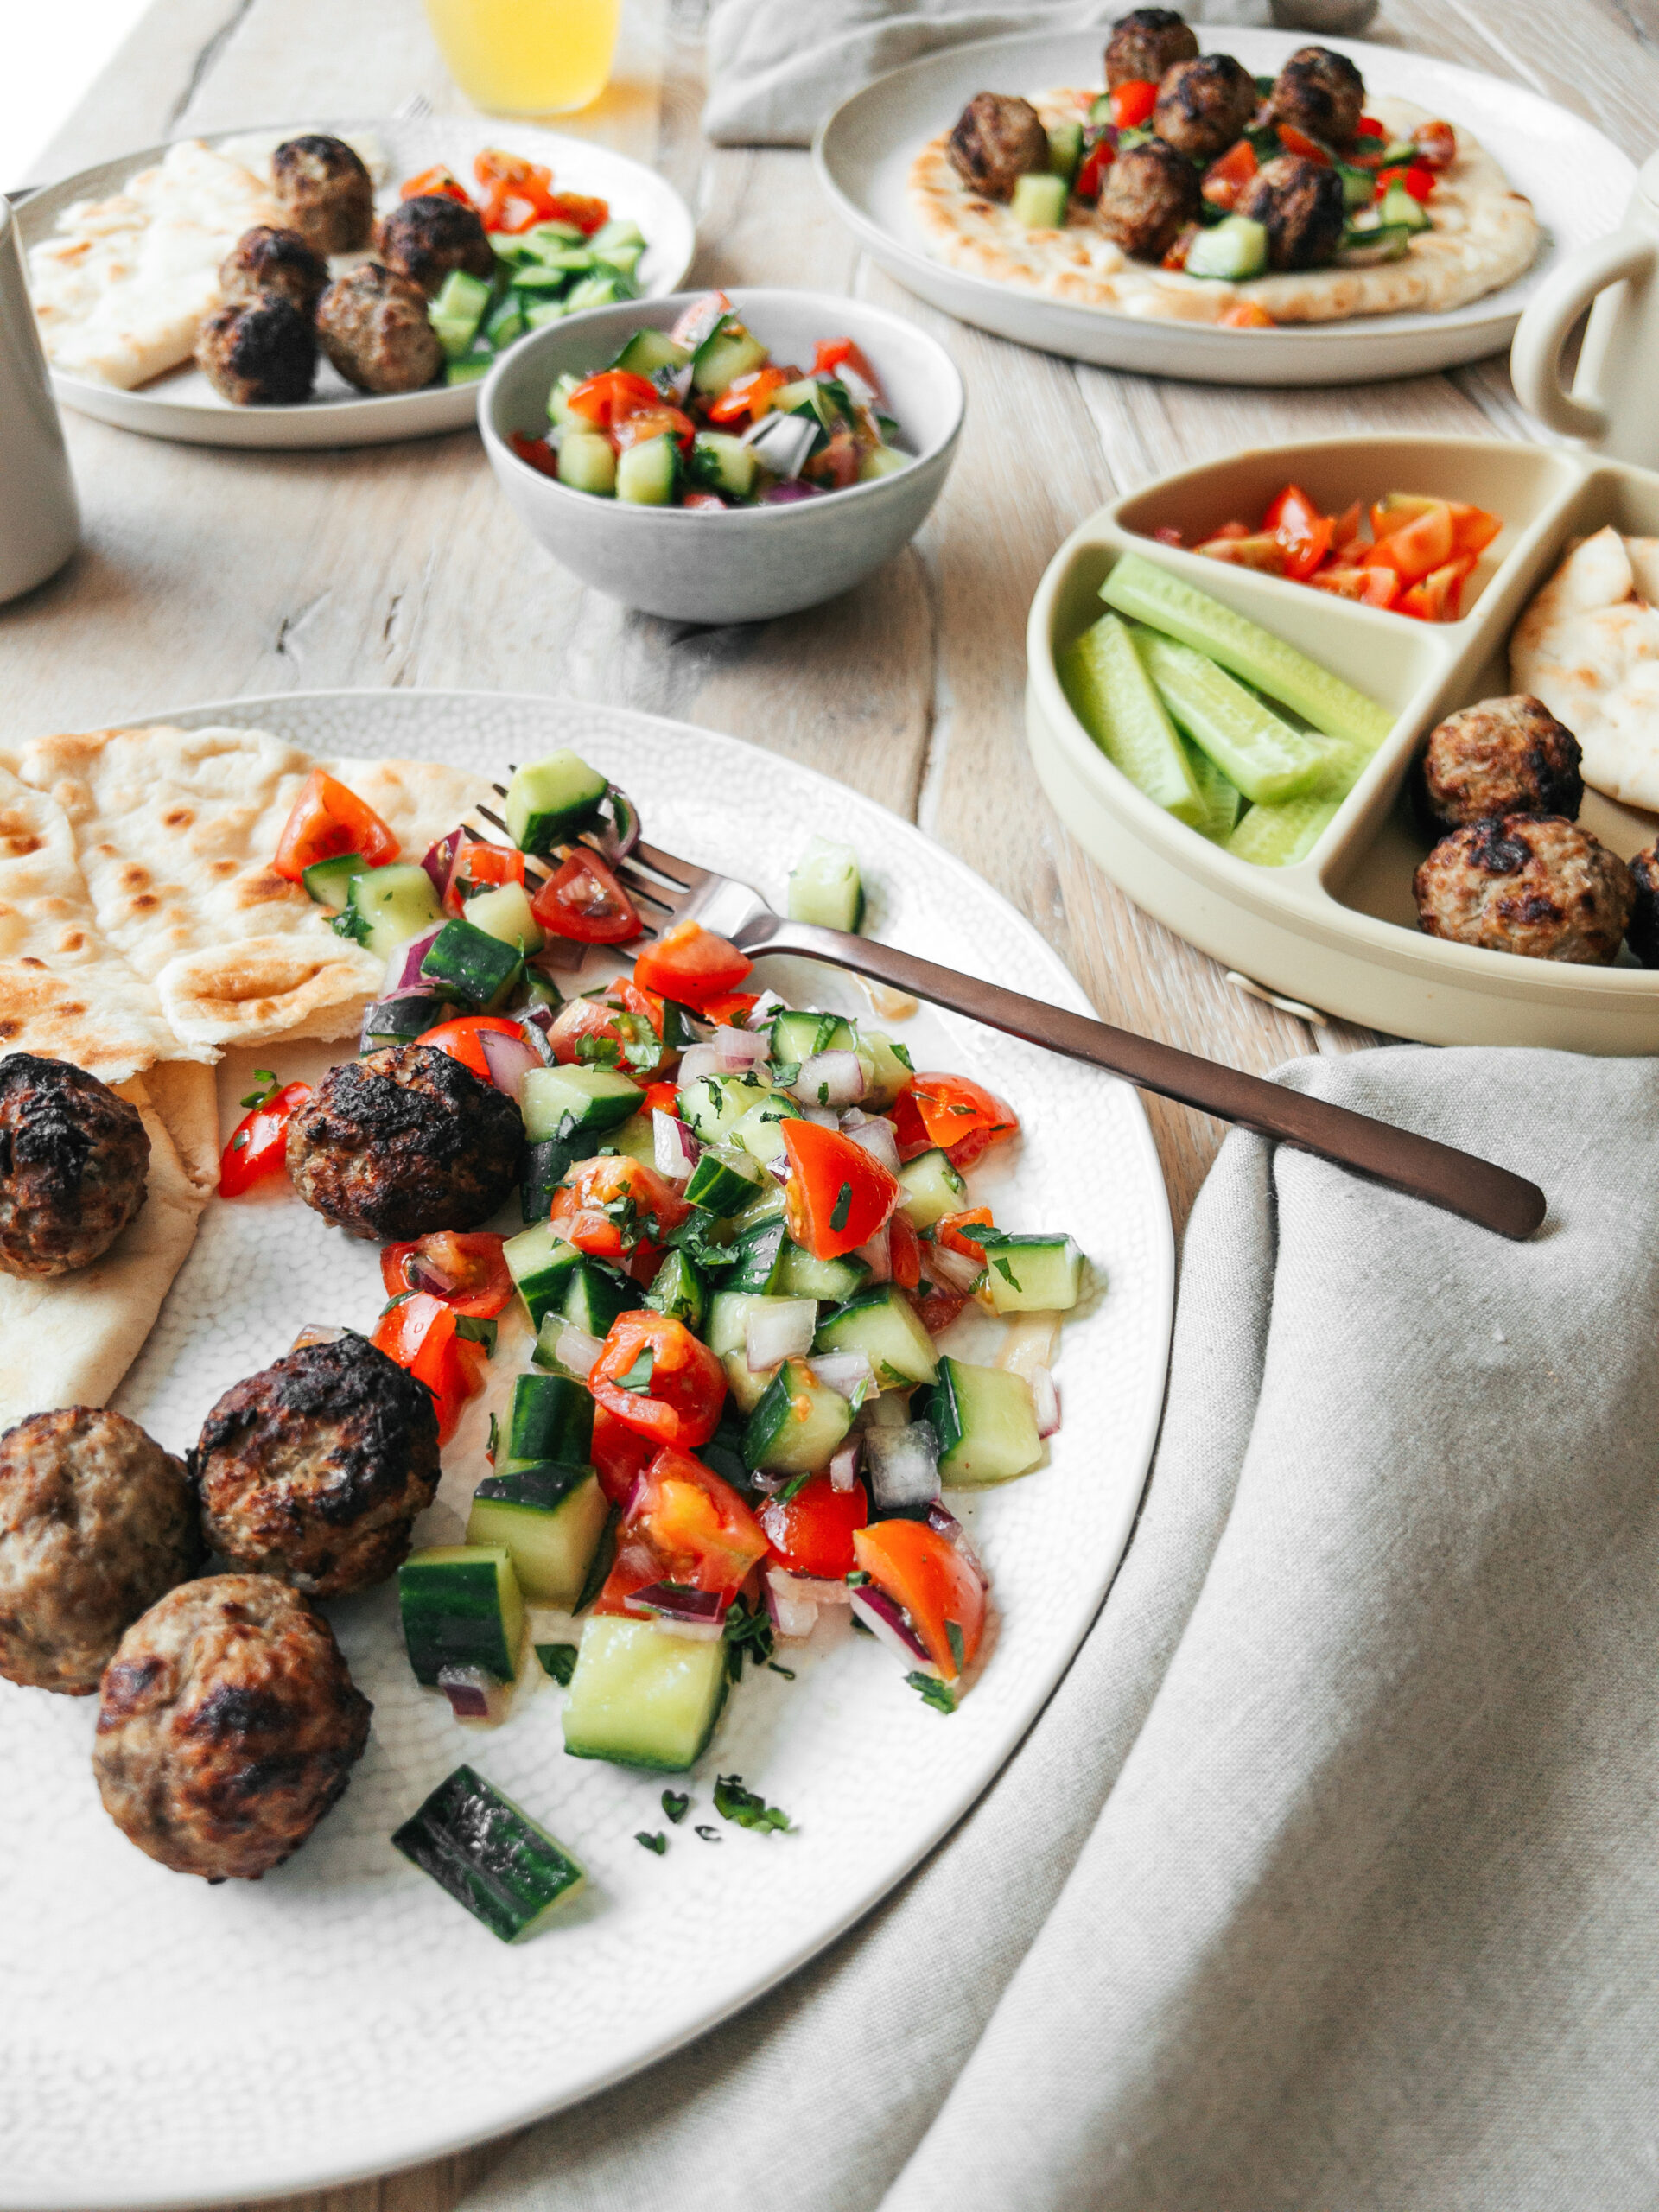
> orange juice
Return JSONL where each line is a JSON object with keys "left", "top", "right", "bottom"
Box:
{"left": 425, "top": 0, "right": 622, "bottom": 114}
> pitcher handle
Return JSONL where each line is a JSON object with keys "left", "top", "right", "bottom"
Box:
{"left": 1511, "top": 233, "right": 1659, "bottom": 443}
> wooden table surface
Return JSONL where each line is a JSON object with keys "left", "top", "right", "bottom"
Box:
{"left": 10, "top": 1, "right": 1656, "bottom": 2203}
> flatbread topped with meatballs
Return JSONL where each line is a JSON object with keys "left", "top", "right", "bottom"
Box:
{"left": 908, "top": 13, "right": 1539, "bottom": 326}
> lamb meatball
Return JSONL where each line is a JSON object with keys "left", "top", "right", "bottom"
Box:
{"left": 271, "top": 132, "right": 374, "bottom": 257}
{"left": 1268, "top": 45, "right": 1366, "bottom": 149}
{"left": 1153, "top": 54, "right": 1257, "bottom": 162}
{"left": 315, "top": 263, "right": 444, "bottom": 395}
{"left": 0, "top": 1408, "right": 201, "bottom": 1696}
{"left": 947, "top": 92, "right": 1051, "bottom": 200}
{"left": 193, "top": 1333, "right": 441, "bottom": 1596}
{"left": 1105, "top": 8, "right": 1199, "bottom": 89}
{"left": 286, "top": 1044, "right": 521, "bottom": 1240}
{"left": 1235, "top": 153, "right": 1346, "bottom": 270}
{"left": 92, "top": 1574, "right": 371, "bottom": 1881}
{"left": 1628, "top": 844, "right": 1659, "bottom": 967}
{"left": 375, "top": 194, "right": 495, "bottom": 296}
{"left": 1421, "top": 696, "right": 1584, "bottom": 830}
{"left": 219, "top": 225, "right": 328, "bottom": 316}
{"left": 0, "top": 1053, "right": 149, "bottom": 1279}
{"left": 1414, "top": 816, "right": 1634, "bottom": 964}
{"left": 1097, "top": 137, "right": 1202, "bottom": 261}
{"left": 194, "top": 295, "right": 317, "bottom": 405}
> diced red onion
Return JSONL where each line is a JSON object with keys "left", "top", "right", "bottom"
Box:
{"left": 421, "top": 829, "right": 461, "bottom": 905}
{"left": 715, "top": 1026, "right": 769, "bottom": 1073}
{"left": 838, "top": 360, "right": 880, "bottom": 407}
{"left": 1030, "top": 1365, "right": 1061, "bottom": 1438}
{"left": 555, "top": 1325, "right": 603, "bottom": 1380}
{"left": 841, "top": 1110, "right": 901, "bottom": 1174}
{"left": 766, "top": 1152, "right": 792, "bottom": 1187}
{"left": 800, "top": 1104, "right": 838, "bottom": 1129}
{"left": 765, "top": 1566, "right": 820, "bottom": 1642}
{"left": 829, "top": 1439, "right": 861, "bottom": 1492}
{"left": 789, "top": 1050, "right": 864, "bottom": 1108}
{"left": 590, "top": 784, "right": 642, "bottom": 863}
{"left": 653, "top": 1109, "right": 701, "bottom": 1182}
{"left": 520, "top": 1005, "right": 559, "bottom": 1064}
{"left": 859, "top": 1389, "right": 911, "bottom": 1430}
{"left": 760, "top": 480, "right": 821, "bottom": 504}
{"left": 406, "top": 1248, "right": 461, "bottom": 1295}
{"left": 437, "top": 1664, "right": 511, "bottom": 1726}
{"left": 627, "top": 1583, "right": 726, "bottom": 1641}
{"left": 996, "top": 1312, "right": 1061, "bottom": 1380}
{"left": 746, "top": 1298, "right": 816, "bottom": 1371}
{"left": 809, "top": 1351, "right": 874, "bottom": 1401}
{"left": 926, "top": 1241, "right": 985, "bottom": 1294}
{"left": 677, "top": 1042, "right": 721, "bottom": 1087}
{"left": 748, "top": 988, "right": 790, "bottom": 1026}
{"left": 384, "top": 923, "right": 446, "bottom": 995}
{"left": 531, "top": 937, "right": 585, "bottom": 975}
{"left": 478, "top": 1024, "right": 542, "bottom": 1103}
{"left": 854, "top": 1225, "right": 892, "bottom": 1284}
{"left": 776, "top": 1567, "right": 852, "bottom": 1606}
{"left": 850, "top": 1584, "right": 930, "bottom": 1667}
{"left": 926, "top": 1501, "right": 989, "bottom": 1586}
{"left": 863, "top": 1420, "right": 940, "bottom": 1515}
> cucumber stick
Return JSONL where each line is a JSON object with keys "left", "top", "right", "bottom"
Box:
{"left": 1224, "top": 794, "right": 1341, "bottom": 868}
{"left": 1134, "top": 628, "right": 1326, "bottom": 805}
{"left": 1102, "top": 552, "right": 1395, "bottom": 748}
{"left": 1183, "top": 736, "right": 1245, "bottom": 843}
{"left": 1060, "top": 614, "right": 1205, "bottom": 825}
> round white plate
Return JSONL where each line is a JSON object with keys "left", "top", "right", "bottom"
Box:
{"left": 814, "top": 26, "right": 1636, "bottom": 385}
{"left": 0, "top": 690, "right": 1174, "bottom": 2209}
{"left": 17, "top": 119, "right": 696, "bottom": 448}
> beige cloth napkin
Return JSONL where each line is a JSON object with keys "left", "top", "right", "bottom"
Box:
{"left": 466, "top": 1046, "right": 1659, "bottom": 2210}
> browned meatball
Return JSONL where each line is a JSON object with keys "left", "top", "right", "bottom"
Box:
{"left": 1105, "top": 8, "right": 1198, "bottom": 89}
{"left": 194, "top": 295, "right": 317, "bottom": 405}
{"left": 1235, "top": 153, "right": 1346, "bottom": 270}
{"left": 219, "top": 225, "right": 328, "bottom": 316}
{"left": 376, "top": 194, "right": 495, "bottom": 297}
{"left": 1421, "top": 696, "right": 1584, "bottom": 830}
{"left": 1268, "top": 46, "right": 1366, "bottom": 149}
{"left": 0, "top": 1053, "right": 148, "bottom": 1279}
{"left": 1097, "top": 137, "right": 1202, "bottom": 260}
{"left": 947, "top": 92, "right": 1051, "bottom": 200}
{"left": 1414, "top": 816, "right": 1633, "bottom": 964}
{"left": 286, "top": 1044, "right": 521, "bottom": 1240}
{"left": 92, "top": 1574, "right": 371, "bottom": 1881}
{"left": 1628, "top": 844, "right": 1659, "bottom": 968}
{"left": 271, "top": 132, "right": 374, "bottom": 257}
{"left": 193, "top": 1333, "right": 441, "bottom": 1596}
{"left": 1153, "top": 54, "right": 1256, "bottom": 162}
{"left": 315, "top": 263, "right": 444, "bottom": 396}
{"left": 0, "top": 1408, "right": 201, "bottom": 1695}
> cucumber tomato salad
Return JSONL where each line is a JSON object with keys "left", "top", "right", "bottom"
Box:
{"left": 507, "top": 291, "right": 914, "bottom": 507}
{"left": 233, "top": 748, "right": 1082, "bottom": 1941}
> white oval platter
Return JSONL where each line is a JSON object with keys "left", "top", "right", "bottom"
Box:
{"left": 0, "top": 690, "right": 1173, "bottom": 2209}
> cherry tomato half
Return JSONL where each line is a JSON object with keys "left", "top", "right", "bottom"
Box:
{"left": 854, "top": 1518, "right": 985, "bottom": 1680}
{"left": 272, "top": 770, "right": 399, "bottom": 881}
{"left": 378, "top": 1231, "right": 512, "bottom": 1319}
{"left": 891, "top": 1073, "right": 1020, "bottom": 1167}
{"left": 415, "top": 1014, "right": 526, "bottom": 1084}
{"left": 219, "top": 1080, "right": 311, "bottom": 1197}
{"left": 588, "top": 1312, "right": 728, "bottom": 1449}
{"left": 530, "top": 849, "right": 642, "bottom": 944}
{"left": 1109, "top": 79, "right": 1158, "bottom": 129}
{"left": 550, "top": 1154, "right": 685, "bottom": 1262}
{"left": 591, "top": 1402, "right": 657, "bottom": 1505}
{"left": 564, "top": 368, "right": 662, "bottom": 429}
{"left": 632, "top": 919, "right": 753, "bottom": 1011}
{"left": 780, "top": 1118, "right": 901, "bottom": 1263}
{"left": 371, "top": 1291, "right": 486, "bottom": 1446}
{"left": 761, "top": 1472, "right": 868, "bottom": 1580}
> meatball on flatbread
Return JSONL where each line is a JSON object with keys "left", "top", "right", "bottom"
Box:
{"left": 315, "top": 262, "right": 443, "bottom": 395}
{"left": 375, "top": 194, "right": 495, "bottom": 296}
{"left": 1097, "top": 139, "right": 1201, "bottom": 262}
{"left": 1268, "top": 47, "right": 1366, "bottom": 147}
{"left": 947, "top": 93, "right": 1050, "bottom": 200}
{"left": 0, "top": 1053, "right": 149, "bottom": 1279}
{"left": 93, "top": 1574, "right": 371, "bottom": 1880}
{"left": 1236, "top": 155, "right": 1347, "bottom": 273}
{"left": 271, "top": 133, "right": 374, "bottom": 257}
{"left": 1153, "top": 54, "right": 1256, "bottom": 163}
{"left": 194, "top": 295, "right": 317, "bottom": 406}
{"left": 1105, "top": 10, "right": 1198, "bottom": 90}
{"left": 0, "top": 1408, "right": 201, "bottom": 1694}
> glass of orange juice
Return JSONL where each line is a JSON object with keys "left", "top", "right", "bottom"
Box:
{"left": 426, "top": 0, "right": 623, "bottom": 115}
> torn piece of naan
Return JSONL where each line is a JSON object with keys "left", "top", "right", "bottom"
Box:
{"left": 1510, "top": 526, "right": 1659, "bottom": 813}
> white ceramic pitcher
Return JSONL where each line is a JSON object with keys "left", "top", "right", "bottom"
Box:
{"left": 0, "top": 194, "right": 79, "bottom": 603}
{"left": 1511, "top": 149, "right": 1659, "bottom": 468}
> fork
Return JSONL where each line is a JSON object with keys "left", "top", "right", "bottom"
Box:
{"left": 474, "top": 791, "right": 1545, "bottom": 1240}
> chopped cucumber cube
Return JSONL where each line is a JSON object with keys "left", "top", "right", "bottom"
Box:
{"left": 730, "top": 1093, "right": 804, "bottom": 1166}
{"left": 1046, "top": 119, "right": 1083, "bottom": 182}
{"left": 598, "top": 1109, "right": 659, "bottom": 1164}
{"left": 558, "top": 431, "right": 617, "bottom": 496}
{"left": 467, "top": 1466, "right": 607, "bottom": 1609}
{"left": 645, "top": 1247, "right": 708, "bottom": 1332}
{"left": 1184, "top": 214, "right": 1268, "bottom": 281}
{"left": 445, "top": 358, "right": 493, "bottom": 385}
{"left": 392, "top": 1764, "right": 586, "bottom": 1942}
{"left": 692, "top": 322, "right": 768, "bottom": 396}
{"left": 463, "top": 878, "right": 544, "bottom": 955}
{"left": 1378, "top": 181, "right": 1432, "bottom": 232}
{"left": 743, "top": 1357, "right": 855, "bottom": 1475}
{"left": 706, "top": 1290, "right": 785, "bottom": 1361}
{"left": 976, "top": 1232, "right": 1083, "bottom": 1314}
{"left": 684, "top": 1147, "right": 763, "bottom": 1214}
{"left": 855, "top": 1031, "right": 913, "bottom": 1109}
{"left": 1011, "top": 172, "right": 1069, "bottom": 229}
{"left": 678, "top": 1069, "right": 774, "bottom": 1143}
{"left": 589, "top": 217, "right": 645, "bottom": 255}
{"left": 521, "top": 1137, "right": 575, "bottom": 1225}
{"left": 857, "top": 445, "right": 911, "bottom": 483}
{"left": 485, "top": 294, "right": 526, "bottom": 348}
{"left": 898, "top": 1147, "right": 967, "bottom": 1230}
{"left": 505, "top": 1224, "right": 585, "bottom": 1330}
{"left": 773, "top": 1238, "right": 869, "bottom": 1303}
{"left": 687, "top": 429, "right": 756, "bottom": 499}
{"left": 362, "top": 991, "right": 449, "bottom": 1052}
{"left": 505, "top": 1371, "right": 594, "bottom": 1468}
{"left": 504, "top": 749, "right": 609, "bottom": 852}
{"left": 719, "top": 1212, "right": 788, "bottom": 1295}
{"left": 813, "top": 1284, "right": 938, "bottom": 1389}
{"left": 521, "top": 1064, "right": 643, "bottom": 1144}
{"left": 615, "top": 431, "right": 679, "bottom": 505}
{"left": 1135, "top": 627, "right": 1327, "bottom": 806}
{"left": 1059, "top": 613, "right": 1206, "bottom": 825}
{"left": 769, "top": 1008, "right": 855, "bottom": 1063}
{"left": 787, "top": 836, "right": 864, "bottom": 931}
{"left": 925, "top": 1357, "right": 1043, "bottom": 1486}
{"left": 548, "top": 371, "right": 585, "bottom": 425}
{"left": 430, "top": 268, "right": 493, "bottom": 359}
{"left": 420, "top": 915, "right": 524, "bottom": 1010}
{"left": 611, "top": 327, "right": 690, "bottom": 377}
{"left": 565, "top": 272, "right": 635, "bottom": 312}
{"left": 302, "top": 851, "right": 365, "bottom": 911}
{"left": 398, "top": 1544, "right": 524, "bottom": 1686}
{"left": 562, "top": 1614, "right": 729, "bottom": 1770}
{"left": 340, "top": 862, "right": 444, "bottom": 962}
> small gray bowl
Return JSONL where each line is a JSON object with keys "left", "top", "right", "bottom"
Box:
{"left": 479, "top": 288, "right": 965, "bottom": 623}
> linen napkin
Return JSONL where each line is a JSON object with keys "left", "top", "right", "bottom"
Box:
{"left": 467, "top": 1046, "right": 1659, "bottom": 2211}
{"left": 703, "top": 0, "right": 1274, "bottom": 146}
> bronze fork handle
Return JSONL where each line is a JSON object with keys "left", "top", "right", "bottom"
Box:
{"left": 742, "top": 916, "right": 1547, "bottom": 1242}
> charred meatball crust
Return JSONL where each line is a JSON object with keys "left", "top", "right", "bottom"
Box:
{"left": 1414, "top": 815, "right": 1634, "bottom": 964}
{"left": 219, "top": 225, "right": 328, "bottom": 315}
{"left": 315, "top": 262, "right": 444, "bottom": 395}
{"left": 1097, "top": 137, "right": 1202, "bottom": 261}
{"left": 0, "top": 1408, "right": 201, "bottom": 1695}
{"left": 375, "top": 194, "right": 495, "bottom": 296}
{"left": 193, "top": 1333, "right": 441, "bottom": 1596}
{"left": 947, "top": 92, "right": 1051, "bottom": 200}
{"left": 286, "top": 1043, "right": 521, "bottom": 1241}
{"left": 1105, "top": 8, "right": 1199, "bottom": 89}
{"left": 1628, "top": 844, "right": 1659, "bottom": 968}
{"left": 1153, "top": 53, "right": 1258, "bottom": 163}
{"left": 194, "top": 295, "right": 317, "bottom": 405}
{"left": 0, "top": 1052, "right": 149, "bottom": 1279}
{"left": 92, "top": 1574, "right": 371, "bottom": 1881}
{"left": 1235, "top": 153, "right": 1346, "bottom": 271}
{"left": 271, "top": 132, "right": 374, "bottom": 257}
{"left": 1421, "top": 696, "right": 1584, "bottom": 830}
{"left": 1268, "top": 46, "right": 1366, "bottom": 149}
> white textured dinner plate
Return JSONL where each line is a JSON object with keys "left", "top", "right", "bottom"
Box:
{"left": 17, "top": 119, "right": 695, "bottom": 448}
{"left": 0, "top": 691, "right": 1173, "bottom": 2209}
{"left": 814, "top": 27, "right": 1636, "bottom": 385}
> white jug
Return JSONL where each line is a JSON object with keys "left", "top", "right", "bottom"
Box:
{"left": 0, "top": 194, "right": 79, "bottom": 604}
{"left": 1511, "top": 149, "right": 1659, "bottom": 468}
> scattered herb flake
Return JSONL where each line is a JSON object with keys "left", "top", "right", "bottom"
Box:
{"left": 636, "top": 1831, "right": 668, "bottom": 1855}
{"left": 661, "top": 1789, "right": 690, "bottom": 1825}
{"left": 575, "top": 1033, "right": 622, "bottom": 1069}
{"left": 817, "top": 1082, "right": 830, "bottom": 1106}
{"left": 724, "top": 1594, "right": 774, "bottom": 1681}
{"left": 771, "top": 1060, "right": 801, "bottom": 1089}
{"left": 486, "top": 1411, "right": 499, "bottom": 1465}
{"left": 613, "top": 1344, "right": 655, "bottom": 1393}
{"left": 908, "top": 1671, "right": 957, "bottom": 1713}
{"left": 766, "top": 1661, "right": 797, "bottom": 1680}
{"left": 945, "top": 1621, "right": 966, "bottom": 1673}
{"left": 992, "top": 1256, "right": 1020, "bottom": 1291}
{"left": 714, "top": 1775, "right": 792, "bottom": 1834}
{"left": 830, "top": 1181, "right": 853, "bottom": 1234}
{"left": 889, "top": 1040, "right": 913, "bottom": 1071}
{"left": 695, "top": 1824, "right": 722, "bottom": 1843}
{"left": 845, "top": 1569, "right": 870, "bottom": 1586}
{"left": 536, "top": 1642, "right": 577, "bottom": 1686}
{"left": 238, "top": 1069, "right": 279, "bottom": 1109}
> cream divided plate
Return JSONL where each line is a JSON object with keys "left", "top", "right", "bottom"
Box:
{"left": 815, "top": 28, "right": 1634, "bottom": 385}
{"left": 0, "top": 690, "right": 1173, "bottom": 2210}
{"left": 1027, "top": 433, "right": 1659, "bottom": 1051}
{"left": 16, "top": 119, "right": 695, "bottom": 448}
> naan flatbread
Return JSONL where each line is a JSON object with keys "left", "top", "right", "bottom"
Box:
{"left": 909, "top": 95, "right": 1540, "bottom": 326}
{"left": 1510, "top": 527, "right": 1659, "bottom": 814}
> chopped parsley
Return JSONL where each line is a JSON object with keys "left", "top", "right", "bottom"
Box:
{"left": 238, "top": 1069, "right": 279, "bottom": 1109}
{"left": 330, "top": 906, "right": 371, "bottom": 944}
{"left": 636, "top": 1831, "right": 668, "bottom": 1855}
{"left": 486, "top": 1411, "right": 499, "bottom": 1464}
{"left": 992, "top": 1256, "right": 1020, "bottom": 1291}
{"left": 714, "top": 1774, "right": 792, "bottom": 1834}
{"left": 945, "top": 1621, "right": 966, "bottom": 1673}
{"left": 575, "top": 1033, "right": 621, "bottom": 1068}
{"left": 695, "top": 1824, "right": 722, "bottom": 1843}
{"left": 536, "top": 1642, "right": 578, "bottom": 1686}
{"left": 908, "top": 1671, "right": 957, "bottom": 1713}
{"left": 661, "top": 1789, "right": 690, "bottom": 1825}
{"left": 454, "top": 1313, "right": 497, "bottom": 1353}
{"left": 724, "top": 1593, "right": 774, "bottom": 1681}
{"left": 887, "top": 1039, "right": 913, "bottom": 1071}
{"left": 767, "top": 1660, "right": 797, "bottom": 1680}
{"left": 830, "top": 1181, "right": 854, "bottom": 1233}
{"left": 771, "top": 1059, "right": 801, "bottom": 1089}
{"left": 613, "top": 1344, "right": 655, "bottom": 1393}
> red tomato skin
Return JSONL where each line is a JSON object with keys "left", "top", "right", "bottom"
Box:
{"left": 898, "top": 1073, "right": 1020, "bottom": 1162}
{"left": 641, "top": 1079, "right": 681, "bottom": 1118}
{"left": 760, "top": 1474, "right": 868, "bottom": 1580}
{"left": 415, "top": 1015, "right": 524, "bottom": 1084}
{"left": 854, "top": 1518, "right": 986, "bottom": 1679}
{"left": 697, "top": 990, "right": 760, "bottom": 1029}
{"left": 548, "top": 1157, "right": 685, "bottom": 1264}
{"left": 916, "top": 1285, "right": 969, "bottom": 1335}
{"left": 631, "top": 920, "right": 753, "bottom": 1011}
{"left": 272, "top": 770, "right": 398, "bottom": 880}
{"left": 780, "top": 1118, "right": 901, "bottom": 1262}
{"left": 1110, "top": 79, "right": 1157, "bottom": 128}
{"left": 1076, "top": 137, "right": 1114, "bottom": 200}
{"left": 588, "top": 1311, "right": 727, "bottom": 1448}
{"left": 509, "top": 431, "right": 560, "bottom": 479}
{"left": 219, "top": 1082, "right": 311, "bottom": 1196}
{"left": 1276, "top": 123, "right": 1331, "bottom": 164}
{"left": 378, "top": 1231, "right": 512, "bottom": 1318}
{"left": 546, "top": 997, "right": 630, "bottom": 1067}
{"left": 591, "top": 1402, "right": 656, "bottom": 1505}
{"left": 565, "top": 369, "right": 660, "bottom": 428}
{"left": 888, "top": 1211, "right": 922, "bottom": 1291}
{"left": 371, "top": 1292, "right": 480, "bottom": 1445}
{"left": 631, "top": 1444, "right": 769, "bottom": 1593}
{"left": 530, "top": 850, "right": 643, "bottom": 944}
